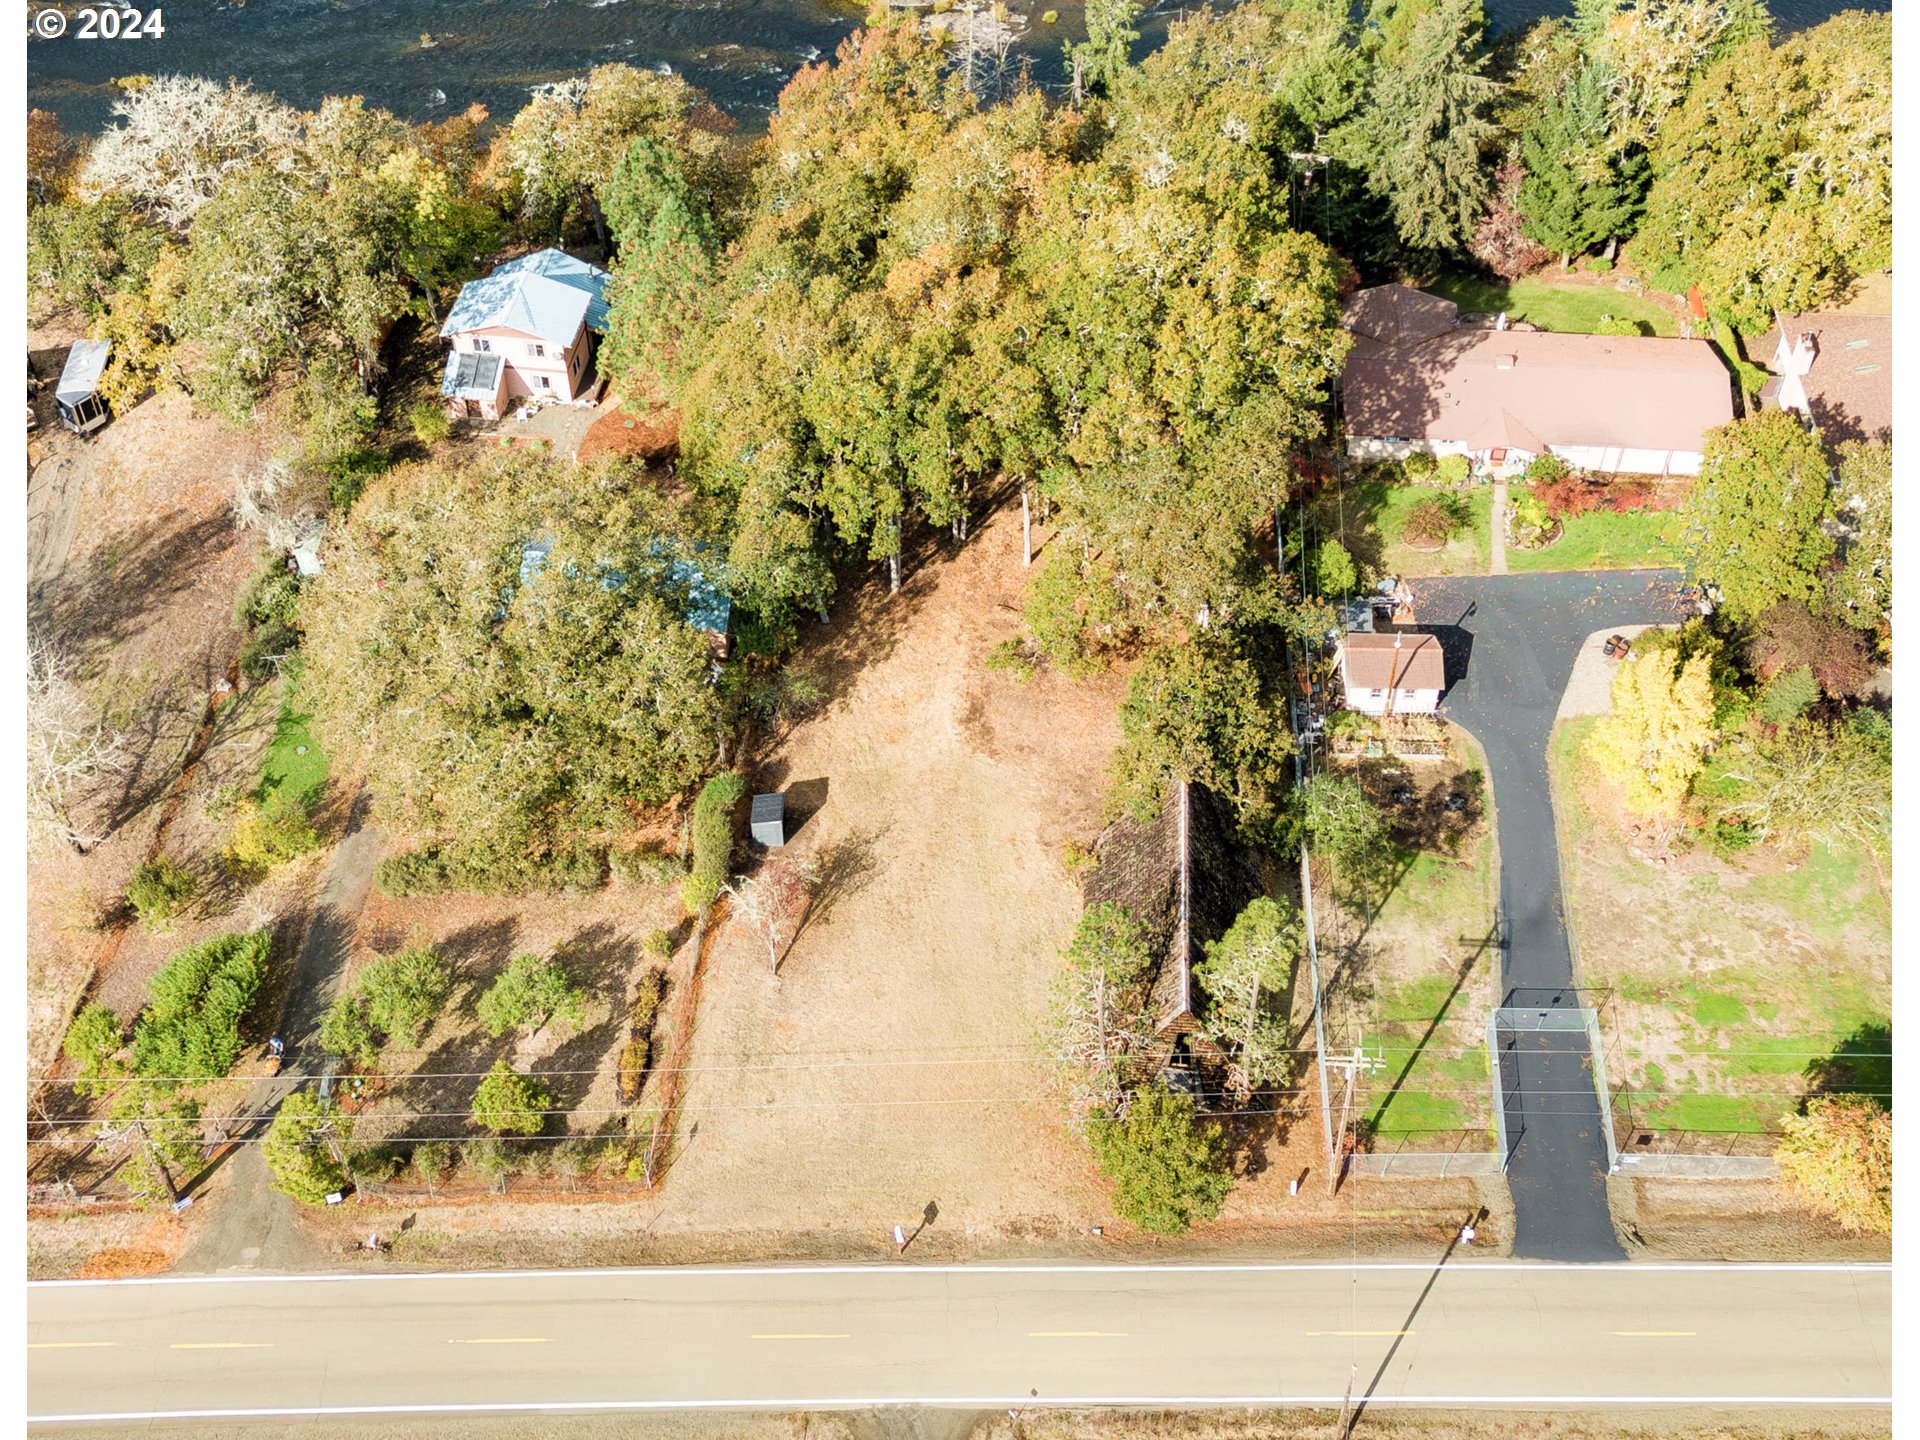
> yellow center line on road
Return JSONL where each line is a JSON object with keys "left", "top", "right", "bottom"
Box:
{"left": 751, "top": 1333, "right": 850, "bottom": 1341}
{"left": 28, "top": 1342, "right": 117, "bottom": 1350}
{"left": 448, "top": 1338, "right": 550, "bottom": 1345}
{"left": 1029, "top": 1331, "right": 1129, "bottom": 1338}
{"left": 1612, "top": 1330, "right": 1697, "bottom": 1337}
{"left": 170, "top": 1343, "right": 273, "bottom": 1350}
{"left": 1305, "top": 1330, "right": 1416, "bottom": 1337}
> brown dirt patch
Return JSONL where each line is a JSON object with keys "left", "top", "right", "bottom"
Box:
{"left": 577, "top": 401, "right": 679, "bottom": 463}
{"left": 1611, "top": 1175, "right": 1890, "bottom": 1263}
{"left": 27, "top": 386, "right": 282, "bottom": 1080}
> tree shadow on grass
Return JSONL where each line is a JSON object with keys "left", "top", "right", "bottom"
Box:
{"left": 1803, "top": 1022, "right": 1892, "bottom": 1113}
{"left": 537, "top": 921, "right": 640, "bottom": 1119}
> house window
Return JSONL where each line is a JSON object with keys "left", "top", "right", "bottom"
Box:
{"left": 537, "top": 375, "right": 551, "bottom": 389}
{"left": 531, "top": 343, "right": 545, "bottom": 358}
{"left": 1368, "top": 688, "right": 1384, "bottom": 700}
{"left": 474, "top": 338, "right": 491, "bottom": 353}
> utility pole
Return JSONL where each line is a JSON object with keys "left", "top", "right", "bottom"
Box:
{"left": 1326, "top": 1044, "right": 1385, "bottom": 1197}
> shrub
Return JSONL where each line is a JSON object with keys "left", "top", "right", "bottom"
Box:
{"left": 1286, "top": 773, "right": 1387, "bottom": 860}
{"left": 375, "top": 840, "right": 609, "bottom": 897}
{"left": 609, "top": 845, "right": 686, "bottom": 887}
{"left": 1531, "top": 475, "right": 1605, "bottom": 522}
{"left": 1776, "top": 1095, "right": 1891, "bottom": 1234}
{"left": 318, "top": 995, "right": 379, "bottom": 1069}
{"left": 984, "top": 639, "right": 1039, "bottom": 682}
{"left": 126, "top": 856, "right": 199, "bottom": 931}
{"left": 642, "top": 929, "right": 674, "bottom": 963}
{"left": 264, "top": 1091, "right": 348, "bottom": 1204}
{"left": 63, "top": 1003, "right": 124, "bottom": 1097}
{"left": 1089, "top": 1085, "right": 1232, "bottom": 1235}
{"left": 617, "top": 1039, "right": 652, "bottom": 1104}
{"left": 1403, "top": 496, "right": 1467, "bottom": 547}
{"left": 1526, "top": 454, "right": 1569, "bottom": 483}
{"left": 472, "top": 1061, "right": 552, "bottom": 1136}
{"left": 463, "top": 1136, "right": 514, "bottom": 1192}
{"left": 410, "top": 1139, "right": 452, "bottom": 1194}
{"left": 131, "top": 930, "right": 270, "bottom": 1084}
{"left": 1434, "top": 454, "right": 1471, "bottom": 486}
{"left": 236, "top": 565, "right": 301, "bottom": 632}
{"left": 1400, "top": 450, "right": 1437, "bottom": 482}
{"left": 225, "top": 791, "right": 322, "bottom": 874}
{"left": 681, "top": 771, "right": 747, "bottom": 913}
{"left": 1748, "top": 601, "right": 1873, "bottom": 700}
{"left": 345, "top": 1144, "right": 402, "bottom": 1188}
{"left": 409, "top": 400, "right": 453, "bottom": 447}
{"left": 1755, "top": 665, "right": 1819, "bottom": 726}
{"left": 1313, "top": 538, "right": 1358, "bottom": 599}
{"left": 353, "top": 946, "right": 452, "bottom": 1049}
{"left": 476, "top": 953, "right": 587, "bottom": 1039}
{"left": 631, "top": 967, "right": 666, "bottom": 1033}
{"left": 1509, "top": 490, "right": 1550, "bottom": 535}
{"left": 240, "top": 620, "right": 301, "bottom": 682}
{"left": 1586, "top": 256, "right": 1613, "bottom": 273}
{"left": 1595, "top": 314, "right": 1641, "bottom": 335}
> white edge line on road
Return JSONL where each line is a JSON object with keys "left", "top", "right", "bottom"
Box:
{"left": 26, "top": 1261, "right": 1892, "bottom": 1289}
{"left": 26, "top": 1397, "right": 1894, "bottom": 1424}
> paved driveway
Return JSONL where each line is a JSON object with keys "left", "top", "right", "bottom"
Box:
{"left": 1411, "top": 571, "right": 1692, "bottom": 1260}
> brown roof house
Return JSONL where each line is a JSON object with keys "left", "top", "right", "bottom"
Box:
{"left": 1337, "top": 631, "right": 1444, "bottom": 716}
{"left": 1339, "top": 285, "right": 1734, "bottom": 477}
{"left": 1745, "top": 313, "right": 1892, "bottom": 447}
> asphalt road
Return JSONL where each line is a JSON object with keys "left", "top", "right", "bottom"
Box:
{"left": 27, "top": 1261, "right": 1890, "bottom": 1425}
{"left": 1414, "top": 571, "right": 1694, "bottom": 1262}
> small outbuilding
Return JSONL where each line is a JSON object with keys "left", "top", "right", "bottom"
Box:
{"left": 1337, "top": 631, "right": 1445, "bottom": 716}
{"left": 55, "top": 340, "right": 112, "bottom": 436}
{"left": 750, "top": 792, "right": 787, "bottom": 847}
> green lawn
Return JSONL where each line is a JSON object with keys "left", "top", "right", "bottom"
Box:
{"left": 1549, "top": 718, "right": 1892, "bottom": 1137}
{"left": 258, "top": 679, "right": 329, "bottom": 806}
{"left": 1317, "top": 479, "right": 1492, "bottom": 579}
{"left": 1352, "top": 841, "right": 1499, "bottom": 1145}
{"left": 1427, "top": 272, "right": 1679, "bottom": 337}
{"left": 1505, "top": 506, "right": 1684, "bottom": 573}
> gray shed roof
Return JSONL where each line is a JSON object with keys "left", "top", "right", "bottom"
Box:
{"left": 443, "top": 248, "right": 610, "bottom": 346}
{"left": 56, "top": 340, "right": 111, "bottom": 405}
{"left": 441, "top": 350, "right": 505, "bottom": 401}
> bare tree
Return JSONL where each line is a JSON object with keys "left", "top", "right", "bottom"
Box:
{"left": 234, "top": 457, "right": 326, "bottom": 555}
{"left": 26, "top": 639, "right": 128, "bottom": 857}
{"left": 726, "top": 855, "right": 816, "bottom": 977}
{"left": 80, "top": 75, "right": 300, "bottom": 229}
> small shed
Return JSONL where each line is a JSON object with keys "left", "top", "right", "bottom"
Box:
{"left": 750, "top": 792, "right": 786, "bottom": 847}
{"left": 55, "top": 340, "right": 111, "bottom": 436}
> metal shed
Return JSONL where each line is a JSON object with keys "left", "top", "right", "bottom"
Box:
{"left": 750, "top": 792, "right": 786, "bottom": 847}
{"left": 55, "top": 340, "right": 111, "bottom": 436}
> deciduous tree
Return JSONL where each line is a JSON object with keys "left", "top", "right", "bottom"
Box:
{"left": 726, "top": 855, "right": 816, "bottom": 976}
{"left": 1776, "top": 1094, "right": 1890, "bottom": 1234}
{"left": 1195, "top": 897, "right": 1302, "bottom": 1100}
{"left": 1682, "top": 412, "right": 1833, "bottom": 622}
{"left": 26, "top": 640, "right": 129, "bottom": 857}
{"left": 80, "top": 75, "right": 299, "bottom": 228}
{"left": 1588, "top": 648, "right": 1717, "bottom": 817}
{"left": 477, "top": 955, "right": 588, "bottom": 1039}
{"left": 1089, "top": 1083, "right": 1232, "bottom": 1234}
{"left": 1053, "top": 904, "right": 1156, "bottom": 1121}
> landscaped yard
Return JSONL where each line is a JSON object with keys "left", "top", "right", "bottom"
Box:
{"left": 1549, "top": 718, "right": 1891, "bottom": 1138}
{"left": 1505, "top": 504, "right": 1685, "bottom": 574}
{"left": 1317, "top": 734, "right": 1499, "bottom": 1149}
{"left": 1316, "top": 478, "right": 1493, "bottom": 579}
{"left": 1427, "top": 272, "right": 1680, "bottom": 337}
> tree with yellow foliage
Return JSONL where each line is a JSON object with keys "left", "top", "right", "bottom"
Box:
{"left": 1588, "top": 648, "right": 1717, "bottom": 817}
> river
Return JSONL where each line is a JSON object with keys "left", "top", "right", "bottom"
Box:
{"left": 27, "top": 0, "right": 1886, "bottom": 136}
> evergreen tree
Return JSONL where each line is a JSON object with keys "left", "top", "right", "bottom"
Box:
{"left": 1340, "top": 0, "right": 1502, "bottom": 252}
{"left": 1072, "top": 0, "right": 1145, "bottom": 98}
{"left": 1517, "top": 62, "right": 1647, "bottom": 264}
{"left": 1090, "top": 1085, "right": 1232, "bottom": 1235}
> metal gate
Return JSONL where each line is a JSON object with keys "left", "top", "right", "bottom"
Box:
{"left": 1487, "top": 997, "right": 1616, "bottom": 1174}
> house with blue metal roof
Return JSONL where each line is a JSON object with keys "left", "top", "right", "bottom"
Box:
{"left": 439, "top": 248, "right": 611, "bottom": 422}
